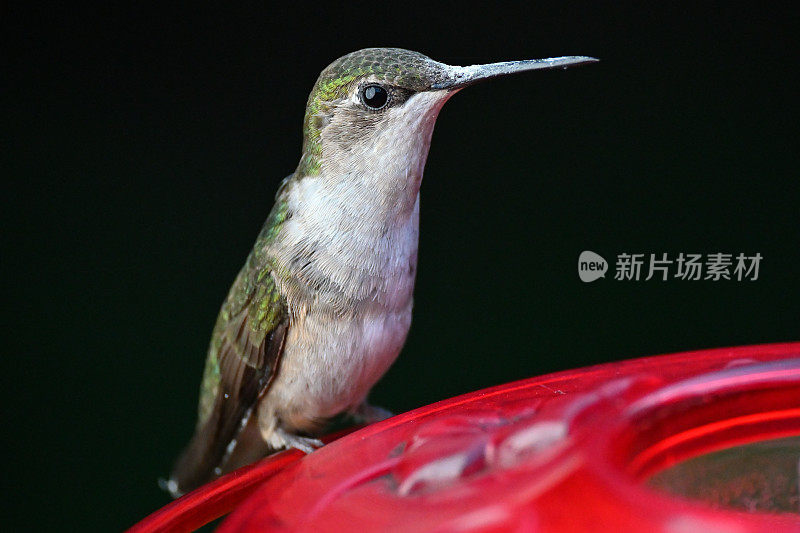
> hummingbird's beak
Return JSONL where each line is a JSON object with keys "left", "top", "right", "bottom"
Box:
{"left": 431, "top": 56, "right": 598, "bottom": 90}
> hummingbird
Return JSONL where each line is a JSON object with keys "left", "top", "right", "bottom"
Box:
{"left": 166, "top": 48, "right": 596, "bottom": 497}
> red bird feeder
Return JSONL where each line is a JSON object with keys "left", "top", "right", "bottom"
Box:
{"left": 130, "top": 343, "right": 800, "bottom": 532}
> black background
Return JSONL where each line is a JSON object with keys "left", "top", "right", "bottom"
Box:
{"left": 5, "top": 3, "right": 798, "bottom": 530}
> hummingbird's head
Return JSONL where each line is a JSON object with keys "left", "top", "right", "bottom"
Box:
{"left": 297, "top": 48, "right": 596, "bottom": 196}
{"left": 297, "top": 48, "right": 452, "bottom": 178}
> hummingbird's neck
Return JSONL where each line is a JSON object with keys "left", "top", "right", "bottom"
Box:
{"left": 287, "top": 165, "right": 422, "bottom": 241}
{"left": 294, "top": 140, "right": 428, "bottom": 222}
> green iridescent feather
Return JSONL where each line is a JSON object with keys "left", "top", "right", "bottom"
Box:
{"left": 196, "top": 200, "right": 290, "bottom": 426}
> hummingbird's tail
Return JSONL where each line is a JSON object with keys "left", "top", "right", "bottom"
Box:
{"left": 164, "top": 418, "right": 222, "bottom": 498}
{"left": 164, "top": 414, "right": 270, "bottom": 498}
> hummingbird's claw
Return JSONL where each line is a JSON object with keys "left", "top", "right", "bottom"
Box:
{"left": 271, "top": 427, "right": 324, "bottom": 454}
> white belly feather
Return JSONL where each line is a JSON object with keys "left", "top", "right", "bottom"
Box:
{"left": 268, "top": 302, "right": 412, "bottom": 427}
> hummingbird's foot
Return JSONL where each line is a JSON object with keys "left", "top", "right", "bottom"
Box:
{"left": 270, "top": 427, "right": 324, "bottom": 454}
{"left": 350, "top": 402, "right": 394, "bottom": 425}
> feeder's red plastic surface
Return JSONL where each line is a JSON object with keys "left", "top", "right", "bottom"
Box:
{"left": 130, "top": 343, "right": 800, "bottom": 532}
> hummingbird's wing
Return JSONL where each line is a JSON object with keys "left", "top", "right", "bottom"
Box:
{"left": 168, "top": 203, "right": 291, "bottom": 497}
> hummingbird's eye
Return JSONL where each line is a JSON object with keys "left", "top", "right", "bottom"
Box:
{"left": 360, "top": 84, "right": 389, "bottom": 110}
